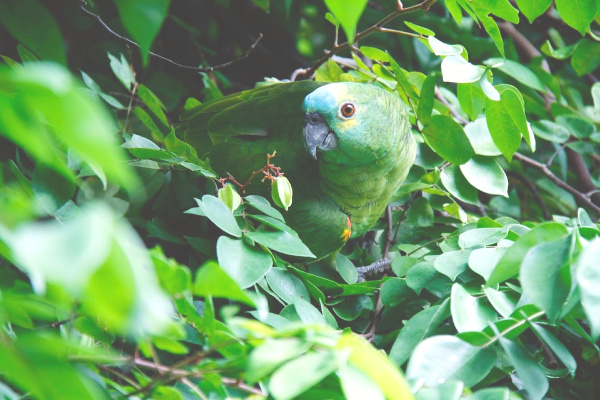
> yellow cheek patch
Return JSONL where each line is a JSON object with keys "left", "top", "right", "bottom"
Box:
{"left": 340, "top": 216, "right": 352, "bottom": 242}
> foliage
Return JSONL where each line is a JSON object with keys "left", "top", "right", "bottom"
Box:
{"left": 1, "top": 0, "right": 600, "bottom": 399}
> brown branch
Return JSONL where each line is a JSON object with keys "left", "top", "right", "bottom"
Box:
{"left": 435, "top": 87, "right": 468, "bottom": 125}
{"left": 77, "top": 0, "right": 263, "bottom": 72}
{"left": 513, "top": 153, "right": 600, "bottom": 217}
{"left": 506, "top": 170, "right": 551, "bottom": 220}
{"left": 382, "top": 206, "right": 394, "bottom": 259}
{"left": 294, "top": 0, "right": 439, "bottom": 80}
{"left": 133, "top": 357, "right": 265, "bottom": 396}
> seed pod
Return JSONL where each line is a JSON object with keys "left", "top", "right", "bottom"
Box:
{"left": 271, "top": 176, "right": 293, "bottom": 211}
{"left": 218, "top": 184, "right": 242, "bottom": 211}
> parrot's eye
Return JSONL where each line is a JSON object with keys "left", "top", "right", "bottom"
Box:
{"left": 340, "top": 103, "right": 356, "bottom": 119}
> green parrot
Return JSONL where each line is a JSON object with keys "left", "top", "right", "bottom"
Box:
{"left": 180, "top": 81, "right": 416, "bottom": 264}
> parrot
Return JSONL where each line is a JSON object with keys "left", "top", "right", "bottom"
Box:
{"left": 180, "top": 81, "right": 416, "bottom": 263}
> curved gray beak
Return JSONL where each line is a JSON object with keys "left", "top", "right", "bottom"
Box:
{"left": 303, "top": 112, "right": 338, "bottom": 160}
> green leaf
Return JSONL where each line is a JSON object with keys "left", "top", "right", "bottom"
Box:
{"left": 0, "top": 0, "right": 66, "bottom": 65}
{"left": 441, "top": 55, "right": 485, "bottom": 83}
{"left": 266, "top": 268, "right": 310, "bottom": 303}
{"left": 576, "top": 238, "right": 600, "bottom": 339}
{"left": 108, "top": 53, "right": 135, "bottom": 90}
{"left": 137, "top": 84, "right": 168, "bottom": 126}
{"left": 389, "top": 301, "right": 451, "bottom": 366}
{"left": 464, "top": 119, "right": 502, "bottom": 156}
{"left": 195, "top": 195, "right": 242, "bottom": 238}
{"left": 571, "top": 39, "right": 600, "bottom": 76}
{"left": 451, "top": 284, "right": 497, "bottom": 332}
{"left": 246, "top": 230, "right": 315, "bottom": 258}
{"left": 532, "top": 120, "right": 571, "bottom": 143}
{"left": 516, "top": 0, "right": 552, "bottom": 23}
{"left": 246, "top": 339, "right": 311, "bottom": 383}
{"left": 441, "top": 165, "right": 479, "bottom": 205}
{"left": 459, "top": 156, "right": 508, "bottom": 197}
{"left": 417, "top": 75, "right": 436, "bottom": 126}
{"left": 445, "top": 0, "right": 463, "bottom": 24}
{"left": 520, "top": 236, "right": 572, "bottom": 321}
{"left": 193, "top": 261, "right": 256, "bottom": 306}
{"left": 421, "top": 115, "right": 475, "bottom": 164}
{"left": 497, "top": 334, "right": 549, "bottom": 400}
{"left": 485, "top": 85, "right": 528, "bottom": 161}
{"left": 293, "top": 297, "right": 327, "bottom": 325}
{"left": 217, "top": 236, "right": 272, "bottom": 288}
{"left": 323, "top": 0, "right": 368, "bottom": 42}
{"left": 428, "top": 36, "right": 463, "bottom": 56}
{"left": 555, "top": 0, "right": 596, "bottom": 35}
{"left": 459, "top": 227, "right": 507, "bottom": 248}
{"left": 405, "top": 21, "right": 435, "bottom": 36}
{"left": 337, "top": 333, "right": 414, "bottom": 400}
{"left": 486, "top": 222, "right": 569, "bottom": 286}
{"left": 315, "top": 59, "right": 344, "bottom": 82}
{"left": 478, "top": 14, "right": 505, "bottom": 57}
{"left": 360, "top": 46, "right": 389, "bottom": 62}
{"left": 0, "top": 62, "right": 139, "bottom": 193}
{"left": 529, "top": 322, "right": 577, "bottom": 375}
{"left": 269, "top": 351, "right": 339, "bottom": 400}
{"left": 470, "top": 0, "right": 520, "bottom": 23}
{"left": 457, "top": 82, "right": 486, "bottom": 121}
{"left": 407, "top": 197, "right": 434, "bottom": 227}
{"left": 484, "top": 58, "right": 545, "bottom": 91}
{"left": 541, "top": 40, "right": 576, "bottom": 60}
{"left": 114, "top": 0, "right": 171, "bottom": 65}
{"left": 339, "top": 364, "right": 385, "bottom": 400}
{"left": 435, "top": 250, "right": 472, "bottom": 280}
{"left": 406, "top": 335, "right": 497, "bottom": 387}
{"left": 245, "top": 195, "right": 285, "bottom": 221}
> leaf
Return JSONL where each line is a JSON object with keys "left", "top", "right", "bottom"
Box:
{"left": 458, "top": 227, "right": 507, "bottom": 248}
{"left": 486, "top": 222, "right": 569, "bottom": 286}
{"left": 360, "top": 46, "right": 389, "bottom": 62}
{"left": 484, "top": 58, "right": 545, "bottom": 91}
{"left": 576, "top": 237, "right": 600, "bottom": 339}
{"left": 266, "top": 268, "right": 310, "bottom": 304}
{"left": 478, "top": 14, "right": 505, "bottom": 57}
{"left": 529, "top": 322, "right": 577, "bottom": 376}
{"left": 0, "top": 0, "right": 66, "bottom": 65}
{"left": 555, "top": 0, "right": 596, "bottom": 35}
{"left": 323, "top": 0, "right": 368, "bottom": 42}
{"left": 516, "top": 0, "right": 552, "bottom": 24}
{"left": 435, "top": 250, "right": 473, "bottom": 280}
{"left": 407, "top": 197, "right": 434, "bottom": 227}
{"left": 417, "top": 75, "right": 436, "bottom": 126}
{"left": 451, "top": 284, "right": 497, "bottom": 332}
{"left": 269, "top": 351, "right": 339, "bottom": 400}
{"left": 421, "top": 115, "right": 475, "bottom": 165}
{"left": 497, "top": 334, "right": 549, "bottom": 400}
{"left": 441, "top": 165, "right": 479, "bottom": 205}
{"left": 405, "top": 21, "right": 435, "bottom": 36}
{"left": 485, "top": 85, "right": 528, "bottom": 162}
{"left": 293, "top": 297, "right": 327, "bottom": 325}
{"left": 441, "top": 55, "right": 485, "bottom": 83}
{"left": 389, "top": 301, "right": 451, "bottom": 366}
{"left": 459, "top": 156, "right": 508, "bottom": 197}
{"left": 464, "top": 119, "right": 503, "bottom": 156}
{"left": 457, "top": 82, "right": 486, "bottom": 121}
{"left": 406, "top": 335, "right": 497, "bottom": 387}
{"left": 195, "top": 195, "right": 242, "bottom": 238}
{"left": 520, "top": 236, "right": 572, "bottom": 321}
{"left": 541, "top": 40, "right": 576, "bottom": 60}
{"left": 114, "top": 0, "right": 171, "bottom": 65}
{"left": 108, "top": 53, "right": 135, "bottom": 90}
{"left": 245, "top": 195, "right": 285, "bottom": 221}
{"left": 137, "top": 84, "right": 168, "bottom": 126}
{"left": 337, "top": 333, "right": 414, "bottom": 400}
{"left": 428, "top": 36, "right": 463, "bottom": 56}
{"left": 217, "top": 237, "right": 272, "bottom": 288}
{"left": 339, "top": 364, "right": 385, "bottom": 400}
{"left": 571, "top": 39, "right": 600, "bottom": 76}
{"left": 246, "top": 339, "right": 311, "bottom": 383}
{"left": 193, "top": 261, "right": 256, "bottom": 306}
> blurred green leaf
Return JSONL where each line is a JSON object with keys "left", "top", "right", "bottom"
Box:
{"left": 516, "top": 0, "right": 552, "bottom": 23}
{"left": 0, "top": 0, "right": 66, "bottom": 65}
{"left": 193, "top": 261, "right": 256, "bottom": 306}
{"left": 421, "top": 115, "right": 474, "bottom": 164}
{"left": 576, "top": 237, "right": 600, "bottom": 340}
{"left": 555, "top": 0, "right": 596, "bottom": 35}
{"left": 114, "top": 0, "right": 171, "bottom": 65}
{"left": 323, "top": 0, "right": 368, "bottom": 42}
{"left": 217, "top": 236, "right": 272, "bottom": 288}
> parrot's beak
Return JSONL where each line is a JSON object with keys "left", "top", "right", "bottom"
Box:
{"left": 303, "top": 112, "right": 338, "bottom": 160}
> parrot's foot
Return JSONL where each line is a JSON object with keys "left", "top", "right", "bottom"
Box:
{"left": 356, "top": 258, "right": 391, "bottom": 282}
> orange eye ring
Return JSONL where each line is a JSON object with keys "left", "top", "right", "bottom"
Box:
{"left": 340, "top": 103, "right": 356, "bottom": 118}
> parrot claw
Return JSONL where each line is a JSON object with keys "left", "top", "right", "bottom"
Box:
{"left": 356, "top": 258, "right": 391, "bottom": 282}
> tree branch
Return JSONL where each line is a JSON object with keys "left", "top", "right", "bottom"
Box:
{"left": 294, "top": 0, "right": 439, "bottom": 80}
{"left": 77, "top": 0, "right": 263, "bottom": 72}
{"left": 513, "top": 153, "right": 600, "bottom": 217}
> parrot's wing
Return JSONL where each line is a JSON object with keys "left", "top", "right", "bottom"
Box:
{"left": 180, "top": 81, "right": 324, "bottom": 149}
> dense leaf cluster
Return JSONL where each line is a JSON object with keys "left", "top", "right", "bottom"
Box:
{"left": 1, "top": 1, "right": 600, "bottom": 399}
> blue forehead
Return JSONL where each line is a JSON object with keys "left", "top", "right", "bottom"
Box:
{"left": 302, "top": 83, "right": 345, "bottom": 113}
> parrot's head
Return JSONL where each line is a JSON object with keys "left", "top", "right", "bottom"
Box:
{"left": 302, "top": 82, "right": 407, "bottom": 164}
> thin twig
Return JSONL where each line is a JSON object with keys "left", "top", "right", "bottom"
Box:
{"left": 381, "top": 206, "right": 394, "bottom": 259}
{"left": 77, "top": 0, "right": 263, "bottom": 72}
{"left": 294, "top": 0, "right": 439, "bottom": 80}
{"left": 435, "top": 87, "right": 468, "bottom": 125}
{"left": 133, "top": 358, "right": 265, "bottom": 396}
{"left": 513, "top": 153, "right": 600, "bottom": 217}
